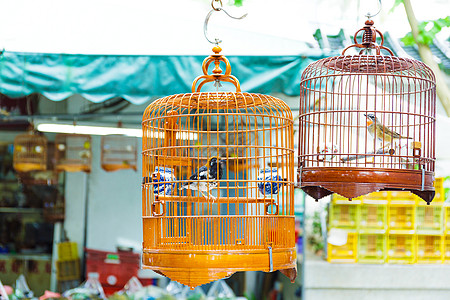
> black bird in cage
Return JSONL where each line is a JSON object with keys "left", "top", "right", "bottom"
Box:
{"left": 180, "top": 156, "right": 225, "bottom": 200}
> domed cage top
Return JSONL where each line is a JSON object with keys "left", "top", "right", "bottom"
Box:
{"left": 101, "top": 135, "right": 138, "bottom": 172}
{"left": 298, "top": 20, "right": 436, "bottom": 203}
{"left": 13, "top": 130, "right": 48, "bottom": 173}
{"left": 55, "top": 134, "right": 92, "bottom": 173}
{"left": 142, "top": 47, "right": 296, "bottom": 288}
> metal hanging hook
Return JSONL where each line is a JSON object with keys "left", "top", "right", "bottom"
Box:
{"left": 204, "top": 0, "right": 248, "bottom": 45}
{"left": 365, "top": 0, "right": 382, "bottom": 19}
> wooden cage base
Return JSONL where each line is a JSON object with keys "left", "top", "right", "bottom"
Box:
{"left": 142, "top": 248, "right": 296, "bottom": 288}
{"left": 14, "top": 162, "right": 46, "bottom": 172}
{"left": 56, "top": 164, "right": 91, "bottom": 173}
{"left": 101, "top": 163, "right": 137, "bottom": 172}
{"left": 299, "top": 167, "right": 435, "bottom": 204}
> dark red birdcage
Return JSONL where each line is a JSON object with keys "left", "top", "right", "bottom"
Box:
{"left": 298, "top": 20, "right": 436, "bottom": 204}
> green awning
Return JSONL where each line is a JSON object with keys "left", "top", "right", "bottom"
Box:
{"left": 0, "top": 51, "right": 326, "bottom": 104}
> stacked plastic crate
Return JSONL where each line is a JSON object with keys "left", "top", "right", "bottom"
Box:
{"left": 416, "top": 178, "right": 444, "bottom": 264}
{"left": 56, "top": 241, "right": 80, "bottom": 291}
{"left": 85, "top": 248, "right": 140, "bottom": 295}
{"left": 327, "top": 178, "right": 446, "bottom": 264}
{"left": 327, "top": 197, "right": 360, "bottom": 263}
{"left": 358, "top": 192, "right": 388, "bottom": 264}
{"left": 387, "top": 191, "right": 417, "bottom": 263}
{"left": 444, "top": 201, "right": 450, "bottom": 263}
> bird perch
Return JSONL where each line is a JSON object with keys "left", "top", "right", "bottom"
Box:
{"left": 340, "top": 147, "right": 392, "bottom": 162}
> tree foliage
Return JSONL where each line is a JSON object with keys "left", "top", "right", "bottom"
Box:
{"left": 229, "top": 0, "right": 243, "bottom": 7}
{"left": 401, "top": 16, "right": 450, "bottom": 46}
{"left": 390, "top": 0, "right": 450, "bottom": 46}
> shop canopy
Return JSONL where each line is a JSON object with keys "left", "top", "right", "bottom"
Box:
{"left": 0, "top": 51, "right": 326, "bottom": 104}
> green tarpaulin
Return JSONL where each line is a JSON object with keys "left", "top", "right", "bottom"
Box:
{"left": 0, "top": 51, "right": 326, "bottom": 104}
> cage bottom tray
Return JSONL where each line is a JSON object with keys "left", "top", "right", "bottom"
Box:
{"left": 101, "top": 163, "right": 137, "bottom": 172}
{"left": 56, "top": 164, "right": 91, "bottom": 173}
{"left": 14, "top": 162, "right": 45, "bottom": 172}
{"left": 142, "top": 248, "right": 296, "bottom": 288}
{"left": 299, "top": 167, "right": 434, "bottom": 203}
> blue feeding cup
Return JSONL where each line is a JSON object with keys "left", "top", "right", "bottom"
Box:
{"left": 257, "top": 167, "right": 284, "bottom": 196}
{"left": 152, "top": 167, "right": 176, "bottom": 195}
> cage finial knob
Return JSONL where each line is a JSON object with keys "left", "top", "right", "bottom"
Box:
{"left": 361, "top": 20, "right": 376, "bottom": 47}
{"left": 341, "top": 20, "right": 394, "bottom": 56}
{"left": 212, "top": 57, "right": 223, "bottom": 74}
{"left": 191, "top": 47, "right": 241, "bottom": 92}
{"left": 212, "top": 45, "right": 222, "bottom": 54}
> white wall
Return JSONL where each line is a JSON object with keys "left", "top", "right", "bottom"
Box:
{"left": 64, "top": 172, "right": 88, "bottom": 255}
{"left": 86, "top": 135, "right": 142, "bottom": 251}
{"left": 62, "top": 94, "right": 143, "bottom": 255}
{"left": 64, "top": 135, "right": 142, "bottom": 254}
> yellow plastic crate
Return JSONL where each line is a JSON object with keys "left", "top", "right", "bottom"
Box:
{"left": 434, "top": 177, "right": 445, "bottom": 202}
{"left": 417, "top": 234, "right": 443, "bottom": 263}
{"left": 329, "top": 201, "right": 360, "bottom": 229}
{"left": 58, "top": 242, "right": 78, "bottom": 261}
{"left": 327, "top": 232, "right": 357, "bottom": 263}
{"left": 361, "top": 191, "right": 391, "bottom": 201}
{"left": 416, "top": 202, "right": 444, "bottom": 234}
{"left": 358, "top": 233, "right": 386, "bottom": 263}
{"left": 387, "top": 233, "right": 416, "bottom": 264}
{"left": 56, "top": 259, "right": 80, "bottom": 281}
{"left": 388, "top": 200, "right": 415, "bottom": 232}
{"left": 359, "top": 200, "right": 388, "bottom": 232}
{"left": 445, "top": 205, "right": 450, "bottom": 234}
{"left": 390, "top": 191, "right": 419, "bottom": 201}
{"left": 332, "top": 194, "right": 362, "bottom": 203}
{"left": 444, "top": 235, "right": 450, "bottom": 263}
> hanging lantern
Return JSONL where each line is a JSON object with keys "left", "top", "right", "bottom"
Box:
{"left": 101, "top": 135, "right": 137, "bottom": 172}
{"left": 55, "top": 134, "right": 92, "bottom": 173}
{"left": 298, "top": 20, "right": 436, "bottom": 203}
{"left": 141, "top": 46, "right": 297, "bottom": 288}
{"left": 13, "top": 130, "right": 47, "bottom": 173}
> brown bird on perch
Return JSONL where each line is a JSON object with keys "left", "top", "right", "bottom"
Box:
{"left": 365, "top": 113, "right": 412, "bottom": 145}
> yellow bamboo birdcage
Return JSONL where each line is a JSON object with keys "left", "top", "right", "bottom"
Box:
{"left": 13, "top": 130, "right": 47, "bottom": 173}
{"left": 141, "top": 46, "right": 296, "bottom": 288}
{"left": 298, "top": 20, "right": 436, "bottom": 204}
{"left": 55, "top": 134, "right": 92, "bottom": 173}
{"left": 101, "top": 135, "right": 138, "bottom": 172}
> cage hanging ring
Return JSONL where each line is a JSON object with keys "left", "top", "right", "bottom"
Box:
{"left": 204, "top": 3, "right": 248, "bottom": 45}
{"left": 204, "top": 10, "right": 222, "bottom": 45}
{"left": 365, "top": 0, "right": 382, "bottom": 19}
{"left": 211, "top": 0, "right": 223, "bottom": 11}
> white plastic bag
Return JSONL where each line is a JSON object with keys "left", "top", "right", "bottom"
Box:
{"left": 0, "top": 279, "right": 9, "bottom": 300}
{"left": 62, "top": 272, "right": 106, "bottom": 299}
{"left": 206, "top": 280, "right": 235, "bottom": 300}
{"left": 15, "top": 275, "right": 33, "bottom": 298}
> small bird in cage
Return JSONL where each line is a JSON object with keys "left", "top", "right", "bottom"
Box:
{"left": 311, "top": 95, "right": 327, "bottom": 110}
{"left": 365, "top": 114, "right": 412, "bottom": 146}
{"left": 79, "top": 150, "right": 91, "bottom": 159}
{"left": 180, "top": 156, "right": 225, "bottom": 200}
